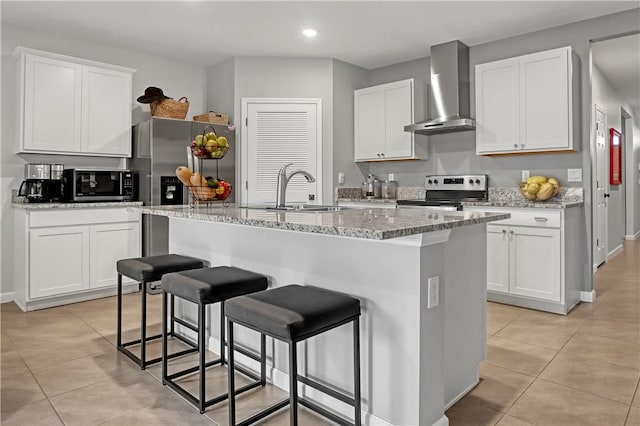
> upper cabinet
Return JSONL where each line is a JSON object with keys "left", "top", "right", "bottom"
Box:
{"left": 15, "top": 47, "right": 136, "bottom": 157}
{"left": 475, "top": 46, "right": 575, "bottom": 155}
{"left": 354, "top": 78, "right": 426, "bottom": 162}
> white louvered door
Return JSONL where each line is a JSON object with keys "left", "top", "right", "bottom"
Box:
{"left": 245, "top": 101, "right": 319, "bottom": 204}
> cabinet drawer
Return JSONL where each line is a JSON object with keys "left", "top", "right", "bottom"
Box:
{"left": 491, "top": 210, "right": 560, "bottom": 228}
{"left": 29, "top": 208, "right": 140, "bottom": 228}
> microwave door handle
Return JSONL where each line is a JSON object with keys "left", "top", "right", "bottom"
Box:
{"left": 120, "top": 173, "right": 123, "bottom": 196}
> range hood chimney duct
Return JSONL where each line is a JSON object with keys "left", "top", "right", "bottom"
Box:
{"left": 404, "top": 40, "right": 475, "bottom": 135}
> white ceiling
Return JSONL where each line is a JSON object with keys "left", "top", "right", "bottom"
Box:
{"left": 2, "top": 1, "right": 638, "bottom": 70}
{"left": 592, "top": 34, "right": 640, "bottom": 115}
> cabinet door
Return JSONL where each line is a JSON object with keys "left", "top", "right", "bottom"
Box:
{"left": 82, "top": 66, "right": 132, "bottom": 156}
{"left": 519, "top": 47, "right": 570, "bottom": 152}
{"left": 29, "top": 226, "right": 89, "bottom": 298}
{"left": 23, "top": 55, "right": 82, "bottom": 153}
{"left": 486, "top": 225, "right": 510, "bottom": 294}
{"left": 509, "top": 226, "right": 561, "bottom": 302}
{"left": 383, "top": 81, "right": 414, "bottom": 159}
{"left": 90, "top": 222, "right": 141, "bottom": 289}
{"left": 475, "top": 58, "right": 520, "bottom": 154}
{"left": 354, "top": 88, "right": 385, "bottom": 161}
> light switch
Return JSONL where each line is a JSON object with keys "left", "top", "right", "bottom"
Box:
{"left": 338, "top": 172, "right": 345, "bottom": 184}
{"left": 567, "top": 168, "right": 582, "bottom": 182}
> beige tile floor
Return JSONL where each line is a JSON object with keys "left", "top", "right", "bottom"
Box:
{"left": 0, "top": 239, "right": 638, "bottom": 425}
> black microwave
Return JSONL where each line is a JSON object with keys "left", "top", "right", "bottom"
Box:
{"left": 63, "top": 169, "right": 136, "bottom": 202}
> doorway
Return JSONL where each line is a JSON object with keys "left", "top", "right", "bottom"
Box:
{"left": 594, "top": 105, "right": 608, "bottom": 268}
{"left": 240, "top": 98, "right": 322, "bottom": 205}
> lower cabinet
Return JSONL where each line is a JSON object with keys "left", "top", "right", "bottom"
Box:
{"left": 29, "top": 226, "right": 90, "bottom": 298}
{"left": 466, "top": 206, "right": 584, "bottom": 314}
{"left": 487, "top": 224, "right": 560, "bottom": 302}
{"left": 15, "top": 207, "right": 141, "bottom": 311}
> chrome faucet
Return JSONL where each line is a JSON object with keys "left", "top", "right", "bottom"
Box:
{"left": 275, "top": 163, "right": 316, "bottom": 208}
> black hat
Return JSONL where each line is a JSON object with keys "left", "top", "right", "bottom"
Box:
{"left": 137, "top": 87, "right": 170, "bottom": 103}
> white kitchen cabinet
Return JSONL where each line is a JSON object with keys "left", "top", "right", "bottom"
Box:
{"left": 15, "top": 47, "right": 136, "bottom": 157}
{"left": 466, "top": 206, "right": 585, "bottom": 314}
{"left": 354, "top": 78, "right": 426, "bottom": 161}
{"left": 475, "top": 46, "right": 574, "bottom": 155}
{"left": 29, "top": 225, "right": 90, "bottom": 298}
{"left": 82, "top": 66, "right": 133, "bottom": 156}
{"left": 487, "top": 224, "right": 561, "bottom": 302}
{"left": 90, "top": 222, "right": 140, "bottom": 289}
{"left": 22, "top": 54, "right": 83, "bottom": 153}
{"left": 13, "top": 206, "right": 141, "bottom": 311}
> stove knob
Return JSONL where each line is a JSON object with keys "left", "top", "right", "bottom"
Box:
{"left": 433, "top": 179, "right": 439, "bottom": 184}
{"left": 427, "top": 179, "right": 433, "bottom": 185}
{"left": 468, "top": 179, "right": 474, "bottom": 185}
{"left": 475, "top": 179, "right": 481, "bottom": 185}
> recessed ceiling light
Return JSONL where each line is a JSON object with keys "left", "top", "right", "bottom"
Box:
{"left": 302, "top": 28, "right": 317, "bottom": 38}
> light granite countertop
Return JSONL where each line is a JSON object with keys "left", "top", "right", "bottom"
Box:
{"left": 130, "top": 204, "right": 510, "bottom": 240}
{"left": 11, "top": 201, "right": 144, "bottom": 209}
{"left": 463, "top": 187, "right": 584, "bottom": 209}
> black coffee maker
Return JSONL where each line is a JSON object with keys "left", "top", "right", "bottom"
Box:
{"left": 18, "top": 164, "right": 63, "bottom": 202}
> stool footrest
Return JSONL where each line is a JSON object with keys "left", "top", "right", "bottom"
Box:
{"left": 233, "top": 343, "right": 263, "bottom": 363}
{"left": 145, "top": 347, "right": 199, "bottom": 366}
{"left": 237, "top": 398, "right": 290, "bottom": 426}
{"left": 121, "top": 333, "right": 163, "bottom": 348}
{"left": 299, "top": 397, "right": 353, "bottom": 426}
{"left": 167, "top": 358, "right": 222, "bottom": 381}
{"left": 298, "top": 375, "right": 356, "bottom": 406}
{"left": 173, "top": 317, "right": 199, "bottom": 333}
{"left": 172, "top": 333, "right": 197, "bottom": 348}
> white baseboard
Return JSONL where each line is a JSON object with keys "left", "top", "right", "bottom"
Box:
{"left": 444, "top": 379, "right": 479, "bottom": 411}
{"left": 207, "top": 335, "right": 394, "bottom": 426}
{"left": 580, "top": 290, "right": 597, "bottom": 303}
{"left": 0, "top": 292, "right": 15, "bottom": 303}
{"left": 625, "top": 230, "right": 640, "bottom": 240}
{"left": 607, "top": 244, "right": 623, "bottom": 260}
{"left": 433, "top": 415, "right": 450, "bottom": 426}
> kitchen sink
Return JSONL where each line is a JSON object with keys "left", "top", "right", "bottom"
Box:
{"left": 240, "top": 204, "right": 356, "bottom": 212}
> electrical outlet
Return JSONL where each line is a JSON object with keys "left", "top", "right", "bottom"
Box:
{"left": 388, "top": 173, "right": 395, "bottom": 181}
{"left": 427, "top": 276, "right": 439, "bottom": 309}
{"left": 338, "top": 172, "right": 345, "bottom": 185}
{"left": 567, "top": 168, "right": 582, "bottom": 182}
{"left": 522, "top": 170, "right": 530, "bottom": 182}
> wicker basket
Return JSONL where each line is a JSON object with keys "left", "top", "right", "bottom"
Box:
{"left": 150, "top": 97, "right": 189, "bottom": 119}
{"left": 193, "top": 111, "right": 229, "bottom": 125}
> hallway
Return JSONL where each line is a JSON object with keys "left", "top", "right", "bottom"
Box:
{"left": 447, "top": 238, "right": 640, "bottom": 425}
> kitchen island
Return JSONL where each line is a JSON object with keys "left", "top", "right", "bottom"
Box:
{"left": 131, "top": 204, "right": 509, "bottom": 426}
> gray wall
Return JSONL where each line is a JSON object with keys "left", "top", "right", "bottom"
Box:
{"left": 592, "top": 65, "right": 640, "bottom": 250}
{"left": 331, "top": 59, "right": 371, "bottom": 191}
{"left": 1, "top": 23, "right": 208, "bottom": 296}
{"left": 228, "top": 56, "right": 335, "bottom": 204}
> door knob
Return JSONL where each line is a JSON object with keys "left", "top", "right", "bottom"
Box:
{"left": 604, "top": 193, "right": 610, "bottom": 198}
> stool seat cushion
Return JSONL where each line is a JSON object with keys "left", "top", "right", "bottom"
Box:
{"left": 117, "top": 254, "right": 203, "bottom": 282}
{"left": 225, "top": 285, "right": 360, "bottom": 341}
{"left": 161, "top": 266, "right": 268, "bottom": 304}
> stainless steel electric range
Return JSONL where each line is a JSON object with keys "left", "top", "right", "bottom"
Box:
{"left": 396, "top": 174, "right": 488, "bottom": 211}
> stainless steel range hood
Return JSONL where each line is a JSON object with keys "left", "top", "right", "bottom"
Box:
{"left": 404, "top": 40, "right": 475, "bottom": 135}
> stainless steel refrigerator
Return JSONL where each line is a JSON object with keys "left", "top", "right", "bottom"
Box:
{"left": 129, "top": 117, "right": 235, "bottom": 256}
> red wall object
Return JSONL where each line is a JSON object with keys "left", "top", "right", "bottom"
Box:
{"left": 610, "top": 128, "right": 622, "bottom": 185}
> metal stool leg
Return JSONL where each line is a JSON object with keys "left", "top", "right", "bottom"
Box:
{"left": 199, "top": 303, "right": 206, "bottom": 413}
{"left": 140, "top": 281, "right": 148, "bottom": 369}
{"left": 220, "top": 303, "right": 225, "bottom": 365}
{"left": 354, "top": 318, "right": 361, "bottom": 426}
{"left": 162, "top": 292, "right": 168, "bottom": 385}
{"left": 289, "top": 341, "right": 298, "bottom": 426}
{"left": 260, "top": 333, "right": 266, "bottom": 386}
{"left": 116, "top": 274, "right": 123, "bottom": 348}
{"left": 227, "top": 319, "right": 236, "bottom": 426}
{"left": 170, "top": 294, "right": 175, "bottom": 336}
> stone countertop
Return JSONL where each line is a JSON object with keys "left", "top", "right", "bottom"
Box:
{"left": 130, "top": 204, "right": 510, "bottom": 240}
{"left": 463, "top": 187, "right": 584, "bottom": 209}
{"left": 11, "top": 201, "right": 144, "bottom": 209}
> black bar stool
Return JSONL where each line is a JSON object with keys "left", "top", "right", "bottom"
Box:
{"left": 161, "top": 266, "right": 269, "bottom": 413}
{"left": 116, "top": 254, "right": 204, "bottom": 369}
{"left": 225, "top": 285, "right": 361, "bottom": 426}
